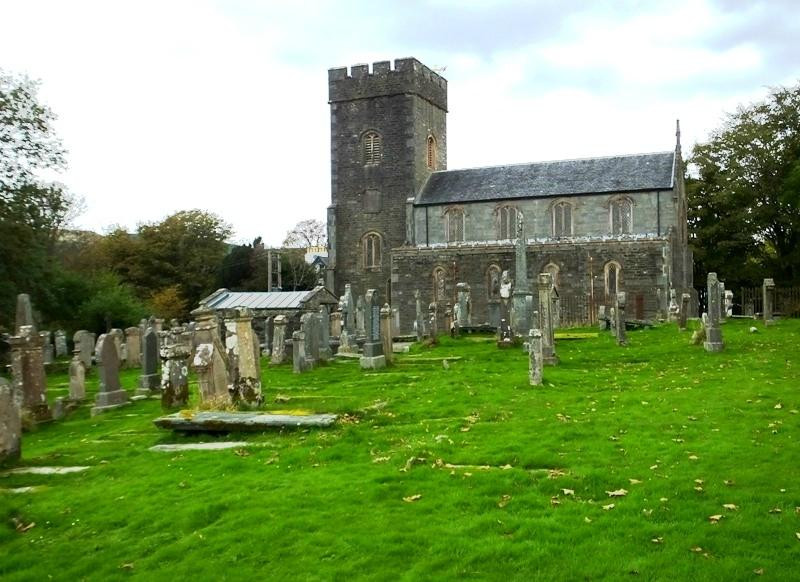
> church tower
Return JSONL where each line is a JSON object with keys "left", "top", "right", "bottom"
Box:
{"left": 327, "top": 58, "right": 448, "bottom": 300}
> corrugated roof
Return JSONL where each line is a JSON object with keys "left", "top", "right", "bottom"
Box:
{"left": 417, "top": 151, "right": 675, "bottom": 205}
{"left": 205, "top": 290, "right": 312, "bottom": 310}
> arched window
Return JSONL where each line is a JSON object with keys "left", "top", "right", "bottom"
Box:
{"left": 427, "top": 135, "right": 437, "bottom": 170}
{"left": 444, "top": 207, "right": 465, "bottom": 243}
{"left": 432, "top": 267, "right": 447, "bottom": 303}
{"left": 487, "top": 265, "right": 501, "bottom": 300}
{"left": 497, "top": 205, "right": 519, "bottom": 240}
{"left": 544, "top": 263, "right": 560, "bottom": 288}
{"left": 604, "top": 261, "right": 621, "bottom": 299}
{"left": 610, "top": 197, "right": 633, "bottom": 235}
{"left": 552, "top": 201, "right": 573, "bottom": 238}
{"left": 363, "top": 232, "right": 382, "bottom": 269}
{"left": 363, "top": 131, "right": 382, "bottom": 165}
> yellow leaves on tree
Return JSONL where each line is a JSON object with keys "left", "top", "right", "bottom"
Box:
{"left": 150, "top": 285, "right": 188, "bottom": 321}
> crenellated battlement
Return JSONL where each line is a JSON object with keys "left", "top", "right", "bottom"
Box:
{"left": 328, "top": 57, "right": 447, "bottom": 111}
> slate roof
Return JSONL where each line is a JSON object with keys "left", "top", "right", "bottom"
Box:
{"left": 416, "top": 151, "right": 676, "bottom": 205}
{"left": 204, "top": 290, "right": 312, "bottom": 310}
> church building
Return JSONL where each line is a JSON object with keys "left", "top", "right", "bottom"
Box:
{"left": 326, "top": 58, "right": 693, "bottom": 333}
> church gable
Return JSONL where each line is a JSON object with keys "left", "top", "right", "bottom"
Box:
{"left": 416, "top": 151, "right": 675, "bottom": 205}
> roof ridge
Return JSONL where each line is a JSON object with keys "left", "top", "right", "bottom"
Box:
{"left": 430, "top": 151, "right": 674, "bottom": 175}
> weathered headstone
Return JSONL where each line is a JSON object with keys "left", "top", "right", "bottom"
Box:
{"left": 40, "top": 331, "right": 54, "bottom": 364}
{"left": 762, "top": 278, "right": 775, "bottom": 326}
{"left": 160, "top": 334, "right": 190, "bottom": 409}
{"left": 528, "top": 329, "right": 543, "bottom": 386}
{"left": 342, "top": 283, "right": 356, "bottom": 333}
{"left": 15, "top": 293, "right": 35, "bottom": 334}
{"left": 125, "top": 327, "right": 141, "bottom": 369}
{"left": 231, "top": 309, "right": 262, "bottom": 406}
{"left": 497, "top": 317, "right": 513, "bottom": 347}
{"left": 356, "top": 295, "right": 366, "bottom": 337}
{"left": 74, "top": 330, "right": 92, "bottom": 369}
{"left": 108, "top": 328, "right": 124, "bottom": 361}
{"left": 499, "top": 270, "right": 513, "bottom": 333}
{"left": 668, "top": 289, "right": 680, "bottom": 322}
{"left": 0, "top": 378, "right": 22, "bottom": 463}
{"left": 318, "top": 306, "right": 332, "bottom": 362}
{"left": 68, "top": 348, "right": 86, "bottom": 401}
{"left": 54, "top": 330, "right": 68, "bottom": 358}
{"left": 270, "top": 315, "right": 290, "bottom": 364}
{"left": 456, "top": 282, "right": 471, "bottom": 326}
{"left": 679, "top": 292, "right": 690, "bottom": 331}
{"left": 8, "top": 325, "right": 51, "bottom": 422}
{"left": 704, "top": 273, "right": 724, "bottom": 352}
{"left": 551, "top": 286, "right": 560, "bottom": 330}
{"left": 137, "top": 327, "right": 160, "bottom": 396}
{"left": 691, "top": 313, "right": 708, "bottom": 345}
{"left": 537, "top": 273, "right": 558, "bottom": 364}
{"left": 301, "top": 313, "right": 319, "bottom": 368}
{"left": 92, "top": 334, "right": 129, "bottom": 415}
{"left": 330, "top": 311, "right": 343, "bottom": 338}
{"left": 414, "top": 289, "right": 425, "bottom": 342}
{"left": 597, "top": 305, "right": 609, "bottom": 331}
{"left": 292, "top": 330, "right": 310, "bottom": 373}
{"left": 428, "top": 302, "right": 439, "bottom": 341}
{"left": 614, "top": 292, "right": 628, "bottom": 346}
{"left": 511, "top": 215, "right": 530, "bottom": 336}
{"left": 718, "top": 281, "right": 727, "bottom": 322}
{"left": 360, "top": 289, "right": 386, "bottom": 370}
{"left": 380, "top": 303, "right": 393, "bottom": 364}
{"left": 724, "top": 290, "right": 734, "bottom": 318}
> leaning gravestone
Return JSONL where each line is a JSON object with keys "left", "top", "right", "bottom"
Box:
{"left": 191, "top": 309, "right": 230, "bottom": 403}
{"left": 0, "top": 378, "right": 22, "bottom": 463}
{"left": 92, "top": 335, "right": 129, "bottom": 415}
{"left": 8, "top": 325, "right": 51, "bottom": 422}
{"left": 68, "top": 348, "right": 86, "bottom": 401}
{"left": 137, "top": 327, "right": 160, "bottom": 396}
{"left": 528, "top": 329, "right": 543, "bottom": 386}
{"left": 704, "top": 273, "right": 724, "bottom": 352}
{"left": 360, "top": 289, "right": 386, "bottom": 370}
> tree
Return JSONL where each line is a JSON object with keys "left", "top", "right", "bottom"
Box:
{"left": 689, "top": 82, "right": 800, "bottom": 287}
{"left": 149, "top": 285, "right": 189, "bottom": 322}
{"left": 282, "top": 219, "right": 326, "bottom": 248}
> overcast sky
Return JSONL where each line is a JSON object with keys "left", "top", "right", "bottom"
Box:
{"left": 2, "top": 0, "right": 798, "bottom": 245}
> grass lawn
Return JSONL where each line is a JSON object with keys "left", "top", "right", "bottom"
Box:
{"left": 1, "top": 318, "right": 798, "bottom": 581}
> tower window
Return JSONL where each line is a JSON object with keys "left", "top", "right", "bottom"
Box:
{"left": 497, "top": 205, "right": 519, "bottom": 240}
{"left": 552, "top": 202, "right": 573, "bottom": 238}
{"left": 427, "top": 135, "right": 437, "bottom": 170}
{"left": 610, "top": 197, "right": 633, "bottom": 235}
{"left": 363, "top": 232, "right": 382, "bottom": 269}
{"left": 444, "top": 207, "right": 465, "bottom": 243}
{"left": 363, "top": 131, "right": 382, "bottom": 165}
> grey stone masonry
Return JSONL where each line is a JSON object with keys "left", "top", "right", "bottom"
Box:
{"left": 319, "top": 306, "right": 332, "bottom": 362}
{"left": 679, "top": 293, "right": 690, "bottom": 331}
{"left": 342, "top": 284, "right": 356, "bottom": 333}
{"left": 41, "top": 331, "right": 54, "bottom": 364}
{"left": 68, "top": 349, "right": 86, "bottom": 401}
{"left": 614, "top": 292, "right": 628, "bottom": 346}
{"left": 54, "top": 330, "right": 67, "bottom": 358}
{"left": 414, "top": 289, "right": 425, "bottom": 342}
{"left": 380, "top": 303, "right": 393, "bottom": 364}
{"left": 137, "top": 327, "right": 160, "bottom": 395}
{"left": 0, "top": 378, "right": 21, "bottom": 463}
{"left": 293, "top": 330, "right": 310, "bottom": 374}
{"left": 428, "top": 302, "right": 439, "bottom": 340}
{"left": 191, "top": 309, "right": 231, "bottom": 404}
{"left": 762, "top": 278, "right": 775, "bottom": 325}
{"left": 301, "top": 313, "right": 319, "bottom": 369}
{"left": 270, "top": 315, "right": 289, "bottom": 364}
{"left": 330, "top": 311, "right": 343, "bottom": 338}
{"left": 360, "top": 289, "right": 386, "bottom": 370}
{"left": 125, "top": 327, "right": 141, "bottom": 369}
{"left": 456, "top": 282, "right": 471, "bottom": 326}
{"left": 537, "top": 273, "right": 558, "bottom": 365}
{"left": 231, "top": 310, "right": 262, "bottom": 406}
{"left": 597, "top": 305, "right": 609, "bottom": 330}
{"left": 704, "top": 273, "right": 724, "bottom": 352}
{"left": 528, "top": 329, "right": 543, "bottom": 386}
{"left": 512, "top": 215, "right": 530, "bottom": 336}
{"left": 8, "top": 325, "right": 51, "bottom": 422}
{"left": 160, "top": 335, "right": 190, "bottom": 409}
{"left": 74, "top": 330, "right": 92, "bottom": 369}
{"left": 92, "top": 333, "right": 129, "bottom": 415}
{"left": 356, "top": 295, "right": 366, "bottom": 337}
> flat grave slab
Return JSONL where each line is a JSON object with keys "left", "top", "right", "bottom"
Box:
{"left": 554, "top": 332, "right": 599, "bottom": 340}
{"left": 149, "top": 441, "right": 254, "bottom": 452}
{"left": 154, "top": 411, "right": 338, "bottom": 433}
{"left": 3, "top": 466, "right": 90, "bottom": 476}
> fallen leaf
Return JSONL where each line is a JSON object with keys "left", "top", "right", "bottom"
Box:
{"left": 690, "top": 546, "right": 703, "bottom": 553}
{"left": 774, "top": 403, "right": 782, "bottom": 409}
{"left": 694, "top": 479, "right": 704, "bottom": 485}
{"left": 547, "top": 469, "right": 566, "bottom": 479}
{"left": 688, "top": 455, "right": 699, "bottom": 461}
{"left": 372, "top": 456, "right": 390, "bottom": 463}
{"left": 629, "top": 478, "right": 642, "bottom": 485}
{"left": 694, "top": 487, "right": 704, "bottom": 492}
{"left": 607, "top": 489, "right": 628, "bottom": 497}
{"left": 498, "top": 494, "right": 511, "bottom": 508}
{"left": 584, "top": 516, "right": 592, "bottom": 523}
{"left": 754, "top": 568, "right": 764, "bottom": 575}
{"left": 795, "top": 532, "right": 800, "bottom": 541}
{"left": 550, "top": 496, "right": 561, "bottom": 506}
{"left": 500, "top": 464, "right": 513, "bottom": 470}
{"left": 724, "top": 480, "right": 734, "bottom": 486}
{"left": 650, "top": 464, "right": 659, "bottom": 470}
{"left": 234, "top": 448, "right": 250, "bottom": 457}
{"left": 769, "top": 507, "right": 782, "bottom": 514}
{"left": 12, "top": 518, "right": 35, "bottom": 533}
{"left": 723, "top": 504, "right": 738, "bottom": 511}
{"left": 403, "top": 494, "right": 422, "bottom": 503}
{"left": 708, "top": 514, "right": 723, "bottom": 523}
{"left": 120, "top": 563, "right": 134, "bottom": 570}
{"left": 651, "top": 537, "right": 664, "bottom": 544}
{"left": 562, "top": 488, "right": 575, "bottom": 496}
{"left": 602, "top": 503, "right": 615, "bottom": 510}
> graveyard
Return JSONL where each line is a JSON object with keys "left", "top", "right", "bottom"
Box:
{"left": 1, "top": 317, "right": 798, "bottom": 580}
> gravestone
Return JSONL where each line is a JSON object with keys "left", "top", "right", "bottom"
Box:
{"left": 54, "top": 330, "right": 68, "bottom": 358}
{"left": 428, "top": 302, "right": 439, "bottom": 341}
{"left": 232, "top": 309, "right": 262, "bottom": 406}
{"left": 292, "top": 330, "right": 310, "bottom": 373}
{"left": 342, "top": 283, "right": 356, "bottom": 333}
{"left": 691, "top": 313, "right": 708, "bottom": 346}
{"left": 597, "top": 305, "right": 609, "bottom": 331}
{"left": 679, "top": 292, "right": 690, "bottom": 331}
{"left": 497, "top": 317, "right": 513, "bottom": 347}
{"left": 511, "top": 215, "right": 530, "bottom": 336}
{"left": 0, "top": 378, "right": 21, "bottom": 463}
{"left": 668, "top": 289, "right": 679, "bottom": 322}
{"left": 160, "top": 334, "right": 190, "bottom": 409}
{"left": 762, "top": 278, "right": 775, "bottom": 326}
{"left": 330, "top": 311, "right": 343, "bottom": 338}
{"left": 270, "top": 315, "right": 290, "bottom": 364}
{"left": 8, "top": 325, "right": 51, "bottom": 422}
{"left": 414, "top": 289, "right": 425, "bottom": 342}
{"left": 360, "top": 289, "right": 386, "bottom": 370}
{"left": 301, "top": 313, "right": 319, "bottom": 368}
{"left": 263, "top": 315, "right": 274, "bottom": 356}
{"left": 15, "top": 293, "right": 36, "bottom": 334}
{"left": 108, "top": 328, "right": 124, "bottom": 361}
{"left": 537, "top": 273, "right": 558, "bottom": 364}
{"left": 528, "top": 329, "right": 543, "bottom": 386}
{"left": 704, "top": 273, "right": 724, "bottom": 352}
{"left": 724, "top": 290, "right": 734, "bottom": 318}
{"left": 137, "top": 327, "right": 160, "bottom": 395}
{"left": 609, "top": 307, "right": 616, "bottom": 331}
{"left": 125, "top": 327, "right": 141, "bottom": 368}
{"left": 499, "top": 270, "right": 513, "bottom": 333}
{"left": 718, "top": 281, "right": 727, "bottom": 322}
{"left": 551, "top": 286, "right": 560, "bottom": 330}
{"left": 614, "top": 292, "right": 628, "bottom": 346}
{"left": 92, "top": 334, "right": 129, "bottom": 415}
{"left": 356, "top": 295, "right": 366, "bottom": 337}
{"left": 318, "top": 306, "right": 332, "bottom": 362}
{"left": 191, "top": 309, "right": 230, "bottom": 403}
{"left": 68, "top": 348, "right": 86, "bottom": 401}
{"left": 380, "top": 303, "right": 393, "bottom": 364}
{"left": 73, "top": 330, "right": 92, "bottom": 369}
{"left": 456, "top": 283, "right": 471, "bottom": 326}
{"left": 40, "top": 331, "right": 54, "bottom": 364}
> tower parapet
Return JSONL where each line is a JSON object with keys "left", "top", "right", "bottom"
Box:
{"left": 328, "top": 58, "right": 447, "bottom": 111}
